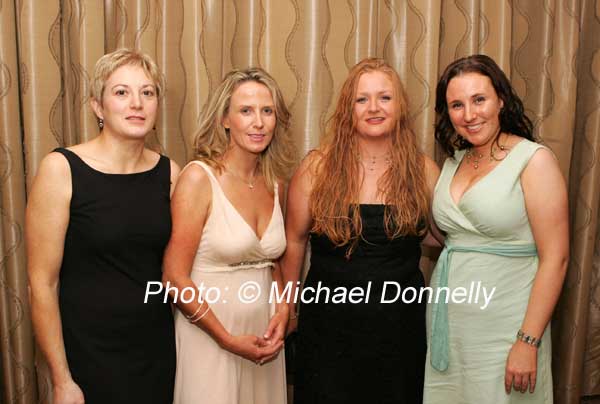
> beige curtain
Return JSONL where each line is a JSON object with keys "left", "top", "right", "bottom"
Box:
{"left": 0, "top": 0, "right": 598, "bottom": 403}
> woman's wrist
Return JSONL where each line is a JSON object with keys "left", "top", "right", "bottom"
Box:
{"left": 276, "top": 302, "right": 289, "bottom": 316}
{"left": 288, "top": 304, "right": 298, "bottom": 320}
{"left": 515, "top": 329, "right": 541, "bottom": 348}
{"left": 50, "top": 367, "right": 74, "bottom": 386}
{"left": 217, "top": 331, "right": 234, "bottom": 350}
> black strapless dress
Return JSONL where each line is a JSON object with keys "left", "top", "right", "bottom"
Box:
{"left": 294, "top": 205, "right": 426, "bottom": 404}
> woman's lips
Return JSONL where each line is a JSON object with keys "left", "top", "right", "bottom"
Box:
{"left": 465, "top": 123, "right": 483, "bottom": 133}
{"left": 366, "top": 117, "right": 385, "bottom": 124}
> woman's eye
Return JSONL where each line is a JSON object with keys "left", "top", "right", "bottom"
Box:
{"left": 381, "top": 95, "right": 392, "bottom": 101}
{"left": 241, "top": 108, "right": 251, "bottom": 114}
{"left": 263, "top": 107, "right": 274, "bottom": 114}
{"left": 143, "top": 90, "right": 155, "bottom": 97}
{"left": 450, "top": 102, "right": 462, "bottom": 109}
{"left": 474, "top": 96, "right": 485, "bottom": 104}
{"left": 356, "top": 97, "right": 367, "bottom": 104}
{"left": 115, "top": 89, "right": 127, "bottom": 96}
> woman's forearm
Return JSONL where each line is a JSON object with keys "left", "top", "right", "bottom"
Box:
{"left": 30, "top": 284, "right": 72, "bottom": 385}
{"left": 519, "top": 254, "right": 568, "bottom": 339}
{"left": 280, "top": 237, "right": 308, "bottom": 313}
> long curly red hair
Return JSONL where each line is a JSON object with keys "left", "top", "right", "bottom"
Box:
{"left": 310, "top": 58, "right": 429, "bottom": 257}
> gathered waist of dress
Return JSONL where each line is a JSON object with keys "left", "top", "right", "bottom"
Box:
{"left": 192, "top": 259, "right": 275, "bottom": 273}
{"left": 429, "top": 241, "right": 538, "bottom": 372}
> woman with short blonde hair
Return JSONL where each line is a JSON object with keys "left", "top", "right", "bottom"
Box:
{"left": 27, "top": 48, "right": 179, "bottom": 404}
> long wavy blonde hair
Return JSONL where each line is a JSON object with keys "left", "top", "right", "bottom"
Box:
{"left": 310, "top": 58, "right": 429, "bottom": 257}
{"left": 193, "top": 68, "right": 296, "bottom": 191}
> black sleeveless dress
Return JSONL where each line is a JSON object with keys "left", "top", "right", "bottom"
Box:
{"left": 55, "top": 148, "right": 175, "bottom": 404}
{"left": 294, "top": 205, "right": 426, "bottom": 404}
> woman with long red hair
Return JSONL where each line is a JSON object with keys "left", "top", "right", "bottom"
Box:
{"left": 281, "top": 58, "right": 441, "bottom": 403}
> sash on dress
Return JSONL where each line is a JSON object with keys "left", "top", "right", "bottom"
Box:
{"left": 430, "top": 243, "right": 538, "bottom": 372}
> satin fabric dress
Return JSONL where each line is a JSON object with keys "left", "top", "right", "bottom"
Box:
{"left": 173, "top": 161, "right": 287, "bottom": 404}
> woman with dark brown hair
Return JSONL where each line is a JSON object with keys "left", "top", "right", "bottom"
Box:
{"left": 281, "top": 58, "right": 441, "bottom": 403}
{"left": 424, "top": 54, "right": 568, "bottom": 403}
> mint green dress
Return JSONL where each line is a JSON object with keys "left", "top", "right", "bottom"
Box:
{"left": 424, "top": 140, "right": 553, "bottom": 403}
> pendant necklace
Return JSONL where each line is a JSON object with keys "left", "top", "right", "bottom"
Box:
{"left": 358, "top": 152, "right": 391, "bottom": 172}
{"left": 225, "top": 165, "right": 257, "bottom": 189}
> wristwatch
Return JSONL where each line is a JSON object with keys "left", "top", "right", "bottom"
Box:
{"left": 516, "top": 329, "right": 541, "bottom": 348}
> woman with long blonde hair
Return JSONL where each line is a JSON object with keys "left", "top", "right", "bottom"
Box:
{"left": 281, "top": 58, "right": 441, "bottom": 403}
{"left": 162, "top": 67, "right": 296, "bottom": 403}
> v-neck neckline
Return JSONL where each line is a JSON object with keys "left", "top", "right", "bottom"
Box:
{"left": 448, "top": 140, "right": 526, "bottom": 207}
{"left": 205, "top": 165, "right": 277, "bottom": 242}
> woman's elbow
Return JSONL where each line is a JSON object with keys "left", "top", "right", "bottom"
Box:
{"left": 161, "top": 266, "right": 177, "bottom": 287}
{"left": 540, "top": 251, "right": 569, "bottom": 280}
{"left": 558, "top": 253, "right": 569, "bottom": 278}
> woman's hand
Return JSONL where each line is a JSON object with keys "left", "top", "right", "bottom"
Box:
{"left": 263, "top": 304, "right": 288, "bottom": 344}
{"left": 222, "top": 334, "right": 284, "bottom": 364}
{"left": 286, "top": 315, "right": 298, "bottom": 336}
{"left": 504, "top": 341, "right": 538, "bottom": 394}
{"left": 53, "top": 379, "right": 85, "bottom": 404}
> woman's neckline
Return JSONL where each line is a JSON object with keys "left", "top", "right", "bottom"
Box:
{"left": 61, "top": 147, "right": 162, "bottom": 176}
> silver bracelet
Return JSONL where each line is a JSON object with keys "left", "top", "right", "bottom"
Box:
{"left": 185, "top": 301, "right": 205, "bottom": 320}
{"left": 516, "top": 329, "right": 541, "bottom": 348}
{"left": 190, "top": 305, "right": 211, "bottom": 324}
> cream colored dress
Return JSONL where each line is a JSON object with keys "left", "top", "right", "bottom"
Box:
{"left": 173, "top": 161, "right": 287, "bottom": 404}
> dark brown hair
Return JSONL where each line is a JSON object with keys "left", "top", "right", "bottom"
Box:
{"left": 435, "top": 54, "right": 535, "bottom": 156}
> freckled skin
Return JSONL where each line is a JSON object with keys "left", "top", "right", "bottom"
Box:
{"left": 353, "top": 71, "right": 397, "bottom": 140}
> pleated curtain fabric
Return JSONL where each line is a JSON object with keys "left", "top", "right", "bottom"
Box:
{"left": 0, "top": 1, "right": 599, "bottom": 403}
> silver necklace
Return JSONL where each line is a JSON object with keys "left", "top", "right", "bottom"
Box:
{"left": 358, "top": 152, "right": 391, "bottom": 172}
{"left": 224, "top": 166, "right": 257, "bottom": 189}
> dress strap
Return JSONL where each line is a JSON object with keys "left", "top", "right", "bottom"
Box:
{"left": 505, "top": 140, "right": 547, "bottom": 173}
{"left": 274, "top": 181, "right": 279, "bottom": 202}
{"left": 53, "top": 147, "right": 81, "bottom": 171}
{"left": 183, "top": 160, "right": 223, "bottom": 189}
{"left": 430, "top": 242, "right": 538, "bottom": 372}
{"left": 183, "top": 160, "right": 219, "bottom": 182}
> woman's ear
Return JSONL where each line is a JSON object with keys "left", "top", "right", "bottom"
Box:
{"left": 90, "top": 98, "right": 103, "bottom": 121}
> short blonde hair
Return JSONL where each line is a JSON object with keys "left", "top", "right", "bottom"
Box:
{"left": 90, "top": 48, "right": 163, "bottom": 103}
{"left": 193, "top": 67, "right": 296, "bottom": 191}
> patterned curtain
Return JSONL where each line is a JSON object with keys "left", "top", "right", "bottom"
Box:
{"left": 0, "top": 1, "right": 598, "bottom": 403}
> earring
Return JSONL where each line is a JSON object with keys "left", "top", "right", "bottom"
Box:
{"left": 98, "top": 118, "right": 104, "bottom": 130}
